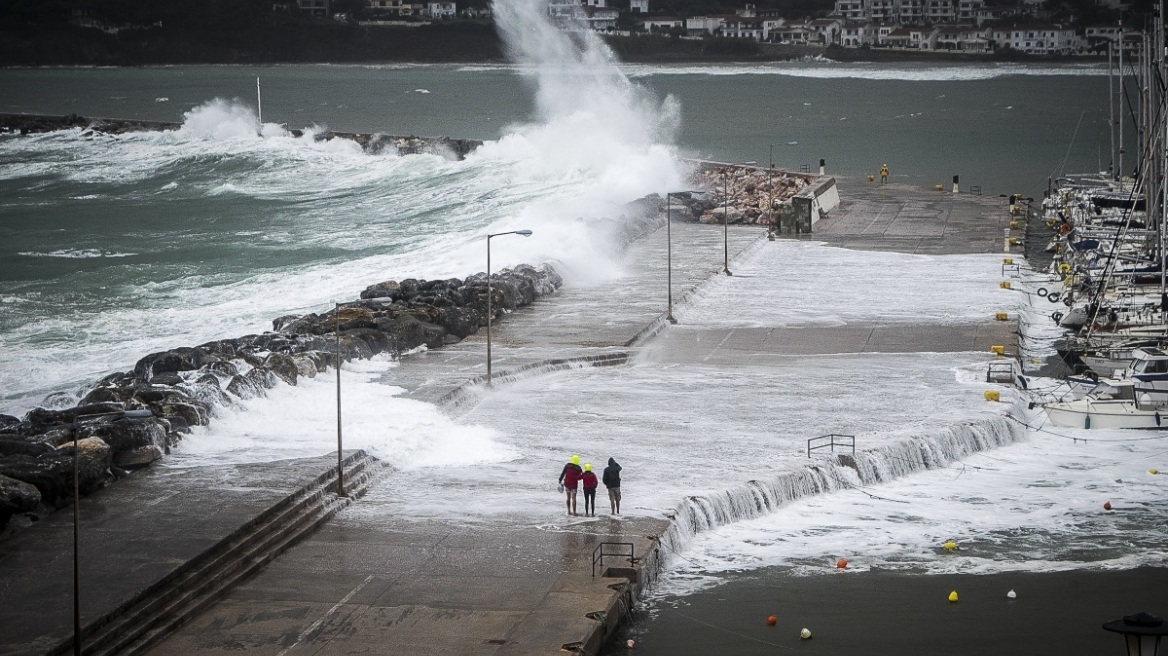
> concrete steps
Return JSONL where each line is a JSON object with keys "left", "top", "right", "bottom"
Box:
{"left": 48, "top": 450, "right": 384, "bottom": 656}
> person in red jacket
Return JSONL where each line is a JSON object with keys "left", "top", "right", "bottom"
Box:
{"left": 558, "top": 455, "right": 583, "bottom": 516}
{"left": 581, "top": 463, "right": 599, "bottom": 517}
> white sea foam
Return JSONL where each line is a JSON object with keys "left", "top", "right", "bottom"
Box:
{"left": 622, "top": 62, "right": 1108, "bottom": 81}
{"left": 16, "top": 248, "right": 137, "bottom": 259}
{"left": 170, "top": 355, "right": 519, "bottom": 470}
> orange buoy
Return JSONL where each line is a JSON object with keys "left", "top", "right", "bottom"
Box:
{"left": 836, "top": 558, "right": 848, "bottom": 569}
{"left": 1104, "top": 500, "right": 1113, "bottom": 511}
{"left": 767, "top": 615, "right": 777, "bottom": 626}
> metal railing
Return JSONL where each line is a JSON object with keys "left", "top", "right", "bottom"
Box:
{"left": 592, "top": 542, "right": 635, "bottom": 577}
{"left": 987, "top": 360, "right": 1014, "bottom": 384}
{"left": 807, "top": 434, "right": 856, "bottom": 457}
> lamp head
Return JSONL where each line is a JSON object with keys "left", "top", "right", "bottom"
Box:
{"left": 515, "top": 230, "right": 533, "bottom": 237}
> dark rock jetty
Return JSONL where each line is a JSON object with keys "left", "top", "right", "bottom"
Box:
{"left": 0, "top": 113, "right": 483, "bottom": 159}
{"left": 0, "top": 264, "right": 560, "bottom": 533}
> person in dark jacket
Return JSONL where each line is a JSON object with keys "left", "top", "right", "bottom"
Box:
{"left": 558, "top": 454, "right": 583, "bottom": 516}
{"left": 581, "top": 463, "right": 599, "bottom": 517}
{"left": 602, "top": 457, "right": 622, "bottom": 515}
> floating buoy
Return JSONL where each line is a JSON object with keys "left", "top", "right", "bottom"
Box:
{"left": 948, "top": 590, "right": 959, "bottom": 603}
{"left": 1007, "top": 589, "right": 1017, "bottom": 600}
{"left": 1150, "top": 468, "right": 1160, "bottom": 475}
{"left": 836, "top": 558, "right": 848, "bottom": 569}
{"left": 984, "top": 390, "right": 1000, "bottom": 402}
{"left": 767, "top": 615, "right": 777, "bottom": 626}
{"left": 943, "top": 540, "right": 958, "bottom": 552}
{"left": 1104, "top": 500, "right": 1113, "bottom": 511}
{"left": 800, "top": 628, "right": 812, "bottom": 639}
{"left": 627, "top": 638, "right": 635, "bottom": 648}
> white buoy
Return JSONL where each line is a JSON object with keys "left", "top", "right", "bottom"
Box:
{"left": 800, "top": 628, "right": 812, "bottom": 639}
{"left": 626, "top": 639, "right": 635, "bottom": 648}
{"left": 1007, "top": 589, "right": 1017, "bottom": 599}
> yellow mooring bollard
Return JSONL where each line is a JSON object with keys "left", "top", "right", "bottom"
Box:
{"left": 999, "top": 281, "right": 1012, "bottom": 289}
{"left": 1003, "top": 258, "right": 1013, "bottom": 265}
{"left": 984, "top": 390, "right": 1000, "bottom": 402}
{"left": 995, "top": 312, "right": 1009, "bottom": 321}
{"left": 990, "top": 345, "right": 1006, "bottom": 356}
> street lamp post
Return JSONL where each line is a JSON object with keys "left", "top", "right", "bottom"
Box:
{"left": 486, "top": 229, "right": 533, "bottom": 385}
{"left": 720, "top": 162, "right": 754, "bottom": 275}
{"left": 665, "top": 191, "right": 703, "bottom": 324}
{"left": 723, "top": 169, "right": 732, "bottom": 275}
{"left": 1103, "top": 612, "right": 1168, "bottom": 656}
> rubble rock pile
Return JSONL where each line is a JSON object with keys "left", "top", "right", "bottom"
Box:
{"left": 696, "top": 165, "right": 811, "bottom": 226}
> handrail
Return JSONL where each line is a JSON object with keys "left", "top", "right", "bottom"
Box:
{"left": 806, "top": 434, "right": 856, "bottom": 458}
{"left": 592, "top": 542, "right": 635, "bottom": 578}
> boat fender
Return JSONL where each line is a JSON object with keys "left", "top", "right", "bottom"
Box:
{"left": 1037, "top": 287, "right": 1049, "bottom": 297}
{"left": 1063, "top": 297, "right": 1074, "bottom": 307}
{"left": 1018, "top": 375, "right": 1028, "bottom": 390}
{"left": 1085, "top": 371, "right": 1099, "bottom": 382}
{"left": 1157, "top": 412, "right": 1162, "bottom": 427}
{"left": 1085, "top": 415, "right": 1091, "bottom": 429}
{"left": 1048, "top": 292, "right": 1061, "bottom": 303}
{"left": 1052, "top": 311, "right": 1063, "bottom": 323}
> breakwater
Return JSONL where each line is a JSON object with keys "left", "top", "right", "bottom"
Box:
{"left": 0, "top": 113, "right": 483, "bottom": 159}
{"left": 0, "top": 263, "right": 561, "bottom": 532}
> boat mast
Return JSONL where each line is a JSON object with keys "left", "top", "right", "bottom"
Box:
{"left": 1110, "top": 42, "right": 1116, "bottom": 178}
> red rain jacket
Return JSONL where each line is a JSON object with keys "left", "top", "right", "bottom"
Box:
{"left": 581, "top": 471, "right": 598, "bottom": 490}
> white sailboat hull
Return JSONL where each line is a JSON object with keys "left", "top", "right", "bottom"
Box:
{"left": 1045, "top": 399, "right": 1168, "bottom": 429}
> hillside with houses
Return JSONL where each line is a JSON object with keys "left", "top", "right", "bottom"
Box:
{"left": 0, "top": 0, "right": 1146, "bottom": 65}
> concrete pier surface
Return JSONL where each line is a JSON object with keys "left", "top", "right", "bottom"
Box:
{"left": 0, "top": 179, "right": 1017, "bottom": 656}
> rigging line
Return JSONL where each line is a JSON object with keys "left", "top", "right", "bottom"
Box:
{"left": 818, "top": 468, "right": 911, "bottom": 504}
{"left": 1056, "top": 109, "right": 1087, "bottom": 180}
{"left": 670, "top": 609, "right": 795, "bottom": 650}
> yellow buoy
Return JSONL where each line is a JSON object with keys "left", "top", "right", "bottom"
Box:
{"left": 948, "top": 590, "right": 959, "bottom": 603}
{"left": 984, "top": 390, "right": 1000, "bottom": 402}
{"left": 1058, "top": 263, "right": 1072, "bottom": 273}
{"left": 990, "top": 345, "right": 1005, "bottom": 356}
{"left": 943, "top": 540, "right": 958, "bottom": 551}
{"left": 1150, "top": 468, "right": 1160, "bottom": 475}
{"left": 995, "top": 312, "right": 1009, "bottom": 321}
{"left": 999, "top": 281, "right": 1012, "bottom": 289}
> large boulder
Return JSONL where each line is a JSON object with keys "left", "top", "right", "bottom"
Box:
{"left": 0, "top": 474, "right": 41, "bottom": 527}
{"left": 77, "top": 416, "right": 167, "bottom": 454}
{"left": 133, "top": 346, "right": 214, "bottom": 381}
{"left": 0, "top": 437, "right": 111, "bottom": 507}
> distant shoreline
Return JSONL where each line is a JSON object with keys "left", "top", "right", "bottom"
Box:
{"left": 0, "top": 23, "right": 1104, "bottom": 67}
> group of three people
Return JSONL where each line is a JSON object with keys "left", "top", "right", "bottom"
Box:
{"left": 557, "top": 455, "right": 621, "bottom": 517}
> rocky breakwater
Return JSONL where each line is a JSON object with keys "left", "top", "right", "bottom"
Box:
{"left": 0, "top": 264, "right": 561, "bottom": 533}
{"left": 694, "top": 163, "right": 816, "bottom": 228}
{"left": 0, "top": 113, "right": 484, "bottom": 159}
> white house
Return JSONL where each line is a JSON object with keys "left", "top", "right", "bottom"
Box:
{"left": 640, "top": 16, "right": 683, "bottom": 31}
{"left": 686, "top": 15, "right": 726, "bottom": 36}
{"left": 426, "top": 1, "right": 455, "bottom": 18}
{"left": 840, "top": 21, "right": 874, "bottom": 46}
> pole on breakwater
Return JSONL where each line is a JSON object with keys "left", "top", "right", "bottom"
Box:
{"left": 953, "top": 175, "right": 960, "bottom": 194}
{"left": 256, "top": 78, "right": 262, "bottom": 125}
{"left": 486, "top": 230, "right": 533, "bottom": 385}
{"left": 335, "top": 304, "right": 345, "bottom": 497}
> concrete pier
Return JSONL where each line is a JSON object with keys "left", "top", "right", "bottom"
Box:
{"left": 0, "top": 179, "right": 1016, "bottom": 656}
